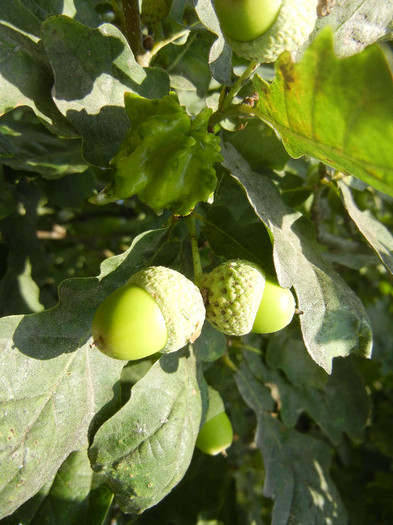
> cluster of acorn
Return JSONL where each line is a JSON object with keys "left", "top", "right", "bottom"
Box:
{"left": 91, "top": 260, "right": 295, "bottom": 456}
{"left": 90, "top": 0, "right": 318, "bottom": 457}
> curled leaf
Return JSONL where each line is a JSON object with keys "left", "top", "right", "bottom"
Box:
{"left": 91, "top": 93, "right": 223, "bottom": 216}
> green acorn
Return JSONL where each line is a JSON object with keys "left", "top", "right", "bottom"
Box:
{"left": 127, "top": 266, "right": 206, "bottom": 352}
{"left": 141, "top": 0, "right": 171, "bottom": 28}
{"left": 198, "top": 259, "right": 296, "bottom": 336}
{"left": 197, "top": 259, "right": 266, "bottom": 336}
{"left": 92, "top": 266, "right": 205, "bottom": 361}
{"left": 215, "top": 0, "right": 319, "bottom": 63}
{"left": 196, "top": 386, "right": 233, "bottom": 456}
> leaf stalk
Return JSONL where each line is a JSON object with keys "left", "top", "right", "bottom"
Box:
{"left": 186, "top": 214, "right": 203, "bottom": 281}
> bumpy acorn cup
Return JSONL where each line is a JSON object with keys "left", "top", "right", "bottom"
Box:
{"left": 215, "top": 0, "right": 319, "bottom": 63}
{"left": 197, "top": 259, "right": 266, "bottom": 336}
{"left": 92, "top": 266, "right": 205, "bottom": 361}
{"left": 141, "top": 0, "right": 171, "bottom": 28}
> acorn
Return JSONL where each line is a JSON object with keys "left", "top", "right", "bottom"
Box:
{"left": 214, "top": 0, "right": 319, "bottom": 63}
{"left": 196, "top": 386, "right": 233, "bottom": 456}
{"left": 141, "top": 0, "right": 171, "bottom": 29}
{"left": 92, "top": 266, "right": 205, "bottom": 361}
{"left": 198, "top": 259, "right": 296, "bottom": 336}
{"left": 197, "top": 259, "right": 266, "bottom": 336}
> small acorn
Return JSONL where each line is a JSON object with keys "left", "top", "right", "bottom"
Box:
{"left": 196, "top": 386, "right": 233, "bottom": 456}
{"left": 214, "top": 0, "right": 319, "bottom": 63}
{"left": 198, "top": 259, "right": 296, "bottom": 336}
{"left": 92, "top": 266, "right": 205, "bottom": 361}
{"left": 141, "top": 0, "right": 172, "bottom": 29}
{"left": 197, "top": 259, "right": 266, "bottom": 336}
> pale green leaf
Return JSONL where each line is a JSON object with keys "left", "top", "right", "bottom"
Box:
{"left": 0, "top": 1, "right": 78, "bottom": 136}
{"left": 313, "top": 0, "right": 393, "bottom": 57}
{"left": 236, "top": 358, "right": 348, "bottom": 525}
{"left": 193, "top": 0, "right": 232, "bottom": 85}
{"left": 338, "top": 178, "right": 393, "bottom": 275}
{"left": 222, "top": 142, "right": 373, "bottom": 373}
{"left": 0, "top": 228, "right": 168, "bottom": 518}
{"left": 30, "top": 450, "right": 102, "bottom": 525}
{"left": 89, "top": 347, "right": 205, "bottom": 514}
{"left": 2, "top": 450, "right": 113, "bottom": 525}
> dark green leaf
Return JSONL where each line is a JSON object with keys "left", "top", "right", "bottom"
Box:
{"left": 41, "top": 16, "right": 170, "bottom": 166}
{"left": 35, "top": 170, "right": 96, "bottom": 209}
{"left": 193, "top": 322, "right": 227, "bottom": 363}
{"left": 0, "top": 168, "right": 16, "bottom": 219}
{"left": 0, "top": 1, "right": 77, "bottom": 136}
{"left": 264, "top": 336, "right": 370, "bottom": 444}
{"left": 203, "top": 205, "right": 275, "bottom": 275}
{"left": 225, "top": 118, "right": 290, "bottom": 172}
{"left": 163, "top": 31, "right": 216, "bottom": 98}
{"left": 0, "top": 181, "right": 47, "bottom": 316}
{"left": 0, "top": 117, "right": 87, "bottom": 179}
{"left": 130, "top": 452, "right": 237, "bottom": 525}
{"left": 21, "top": 0, "right": 102, "bottom": 27}
{"left": 0, "top": 131, "right": 13, "bottom": 157}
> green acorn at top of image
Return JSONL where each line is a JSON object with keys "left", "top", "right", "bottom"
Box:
{"left": 198, "top": 259, "right": 296, "bottom": 336}
{"left": 213, "top": 0, "right": 319, "bottom": 63}
{"left": 91, "top": 266, "right": 205, "bottom": 361}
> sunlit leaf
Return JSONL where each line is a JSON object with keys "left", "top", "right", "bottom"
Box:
{"left": 89, "top": 347, "right": 205, "bottom": 514}
{"left": 313, "top": 0, "right": 393, "bottom": 57}
{"left": 222, "top": 142, "right": 372, "bottom": 373}
{"left": 253, "top": 29, "right": 393, "bottom": 197}
{"left": 0, "top": 229, "right": 168, "bottom": 518}
{"left": 41, "top": 17, "right": 170, "bottom": 166}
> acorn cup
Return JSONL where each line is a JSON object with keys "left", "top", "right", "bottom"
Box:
{"left": 92, "top": 266, "right": 206, "bottom": 361}
{"left": 198, "top": 259, "right": 296, "bottom": 336}
{"left": 141, "top": 0, "right": 171, "bottom": 28}
{"left": 197, "top": 259, "right": 266, "bottom": 336}
{"left": 214, "top": 0, "right": 319, "bottom": 63}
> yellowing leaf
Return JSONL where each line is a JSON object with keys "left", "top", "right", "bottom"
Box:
{"left": 253, "top": 28, "right": 393, "bottom": 197}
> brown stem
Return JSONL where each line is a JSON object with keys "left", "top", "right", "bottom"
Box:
{"left": 122, "top": 0, "right": 146, "bottom": 62}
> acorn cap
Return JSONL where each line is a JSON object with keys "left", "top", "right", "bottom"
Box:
{"left": 128, "top": 266, "right": 205, "bottom": 353}
{"left": 225, "top": 0, "right": 319, "bottom": 63}
{"left": 198, "top": 259, "right": 266, "bottom": 336}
